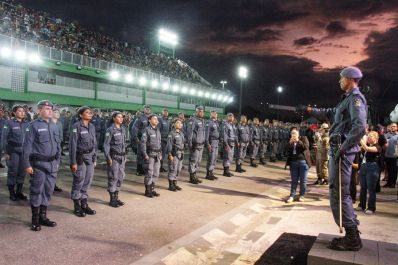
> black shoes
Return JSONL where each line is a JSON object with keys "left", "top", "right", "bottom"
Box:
{"left": 109, "top": 192, "right": 119, "bottom": 208}
{"left": 81, "top": 198, "right": 96, "bottom": 215}
{"left": 54, "top": 185, "right": 63, "bottom": 192}
{"left": 173, "top": 180, "right": 182, "bottom": 191}
{"left": 16, "top": 184, "right": 27, "bottom": 200}
{"left": 73, "top": 199, "right": 86, "bottom": 217}
{"left": 31, "top": 206, "right": 41, "bottom": 231}
{"left": 39, "top": 205, "right": 57, "bottom": 227}
{"left": 151, "top": 183, "right": 160, "bottom": 197}
{"left": 8, "top": 185, "right": 18, "bottom": 201}
{"left": 168, "top": 180, "right": 177, "bottom": 192}
{"left": 223, "top": 167, "right": 234, "bottom": 177}
{"left": 250, "top": 159, "right": 258, "bottom": 167}
{"left": 329, "top": 226, "right": 362, "bottom": 251}
{"left": 115, "top": 191, "right": 125, "bottom": 206}
{"left": 145, "top": 185, "right": 153, "bottom": 198}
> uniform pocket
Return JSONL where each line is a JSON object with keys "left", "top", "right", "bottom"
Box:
{"left": 38, "top": 133, "right": 50, "bottom": 143}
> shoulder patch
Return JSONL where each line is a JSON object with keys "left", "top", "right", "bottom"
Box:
{"left": 3, "top": 125, "right": 8, "bottom": 129}
{"left": 354, "top": 98, "right": 361, "bottom": 107}
{"left": 72, "top": 128, "right": 77, "bottom": 133}
{"left": 26, "top": 127, "right": 30, "bottom": 131}
{"left": 105, "top": 132, "right": 110, "bottom": 137}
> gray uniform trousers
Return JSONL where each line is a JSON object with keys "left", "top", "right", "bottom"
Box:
{"left": 328, "top": 152, "right": 359, "bottom": 228}
{"left": 250, "top": 143, "right": 260, "bottom": 159}
{"left": 272, "top": 141, "right": 279, "bottom": 157}
{"left": 189, "top": 145, "right": 204, "bottom": 174}
{"left": 161, "top": 140, "right": 168, "bottom": 168}
{"left": 7, "top": 152, "right": 26, "bottom": 185}
{"left": 144, "top": 153, "right": 161, "bottom": 185}
{"left": 236, "top": 142, "right": 248, "bottom": 165}
{"left": 223, "top": 145, "right": 235, "bottom": 167}
{"left": 206, "top": 140, "right": 219, "bottom": 171}
{"left": 168, "top": 151, "right": 183, "bottom": 180}
{"left": 71, "top": 154, "right": 95, "bottom": 200}
{"left": 107, "top": 156, "right": 126, "bottom": 192}
{"left": 259, "top": 142, "right": 268, "bottom": 159}
{"left": 30, "top": 164, "right": 57, "bottom": 207}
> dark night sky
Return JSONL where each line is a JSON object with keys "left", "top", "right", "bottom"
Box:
{"left": 17, "top": 0, "right": 398, "bottom": 121}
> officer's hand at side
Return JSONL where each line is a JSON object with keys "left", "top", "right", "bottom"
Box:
{"left": 26, "top": 167, "right": 33, "bottom": 175}
{"left": 5, "top": 154, "right": 10, "bottom": 160}
{"left": 107, "top": 160, "right": 112, "bottom": 167}
{"left": 70, "top": 164, "right": 78, "bottom": 173}
{"left": 333, "top": 149, "right": 343, "bottom": 163}
{"left": 207, "top": 145, "right": 212, "bottom": 152}
{"left": 168, "top": 154, "right": 173, "bottom": 161}
{"left": 144, "top": 155, "right": 149, "bottom": 160}
{"left": 224, "top": 145, "right": 229, "bottom": 151}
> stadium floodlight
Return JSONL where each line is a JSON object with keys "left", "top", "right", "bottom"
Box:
{"left": 151, "top": 79, "right": 159, "bottom": 88}
{"left": 159, "top": 28, "right": 178, "bottom": 46}
{"left": 172, "top": 84, "right": 179, "bottom": 92}
{"left": 277, "top": 86, "right": 283, "bottom": 93}
{"left": 15, "top": 50, "right": 26, "bottom": 61}
{"left": 217, "top": 94, "right": 223, "bottom": 101}
{"left": 238, "top": 65, "right": 248, "bottom": 115}
{"left": 110, "top": 70, "right": 120, "bottom": 80}
{"left": 125, "top": 74, "right": 134, "bottom": 83}
{"left": 190, "top": 88, "right": 196, "bottom": 96}
{"left": 220, "top": 80, "right": 227, "bottom": 89}
{"left": 162, "top": 82, "right": 169, "bottom": 90}
{"left": 139, "top": 76, "right": 147, "bottom": 86}
{"left": 28, "top": 53, "right": 42, "bottom": 64}
{"left": 204, "top": 92, "right": 210, "bottom": 98}
{"left": 181, "top": 86, "right": 188, "bottom": 94}
{"left": 0, "top": 47, "right": 11, "bottom": 58}
{"left": 211, "top": 93, "right": 217, "bottom": 100}
{"left": 228, "top": 97, "right": 234, "bottom": 103}
{"left": 198, "top": 90, "right": 204, "bottom": 97}
{"left": 222, "top": 95, "right": 229, "bottom": 102}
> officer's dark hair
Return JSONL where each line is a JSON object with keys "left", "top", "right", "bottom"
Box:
{"left": 290, "top": 126, "right": 298, "bottom": 132}
{"left": 172, "top": 118, "right": 182, "bottom": 128}
{"left": 12, "top": 104, "right": 24, "bottom": 113}
{"left": 253, "top": 117, "right": 259, "bottom": 122}
{"left": 240, "top": 115, "right": 247, "bottom": 119}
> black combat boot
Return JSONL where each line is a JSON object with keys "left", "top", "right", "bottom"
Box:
{"left": 73, "top": 199, "right": 86, "bottom": 217}
{"left": 329, "top": 226, "right": 362, "bottom": 251}
{"left": 260, "top": 158, "right": 266, "bottom": 165}
{"left": 136, "top": 164, "right": 144, "bottom": 176}
{"left": 314, "top": 177, "right": 321, "bottom": 185}
{"left": 206, "top": 170, "right": 215, "bottom": 180}
{"left": 145, "top": 185, "right": 153, "bottom": 198}
{"left": 109, "top": 192, "right": 119, "bottom": 208}
{"left": 321, "top": 178, "right": 328, "bottom": 185}
{"left": 250, "top": 158, "right": 258, "bottom": 167}
{"left": 39, "top": 205, "right": 57, "bottom": 227}
{"left": 54, "top": 185, "right": 63, "bottom": 192}
{"left": 168, "top": 180, "right": 177, "bottom": 191}
{"left": 31, "top": 205, "right": 41, "bottom": 231}
{"left": 194, "top": 173, "right": 202, "bottom": 183}
{"left": 16, "top": 183, "right": 28, "bottom": 200}
{"left": 223, "top": 167, "right": 233, "bottom": 177}
{"left": 8, "top": 185, "right": 18, "bottom": 201}
{"left": 151, "top": 183, "right": 160, "bottom": 197}
{"left": 173, "top": 180, "right": 182, "bottom": 191}
{"left": 189, "top": 173, "right": 199, "bottom": 184}
{"left": 210, "top": 170, "right": 218, "bottom": 180}
{"left": 115, "top": 191, "right": 125, "bottom": 206}
{"left": 81, "top": 198, "right": 96, "bottom": 215}
{"left": 235, "top": 164, "right": 243, "bottom": 173}
{"left": 160, "top": 167, "right": 167, "bottom": 173}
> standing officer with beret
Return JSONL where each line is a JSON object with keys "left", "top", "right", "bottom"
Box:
{"left": 235, "top": 115, "right": 250, "bottom": 173}
{"left": 131, "top": 105, "right": 151, "bottom": 176}
{"left": 187, "top": 105, "right": 206, "bottom": 184}
{"left": 103, "top": 111, "right": 127, "bottom": 207}
{"left": 205, "top": 110, "right": 220, "bottom": 180}
{"left": 1, "top": 104, "right": 29, "bottom": 201}
{"left": 141, "top": 114, "right": 162, "bottom": 198}
{"left": 222, "top": 113, "right": 237, "bottom": 177}
{"left": 249, "top": 117, "right": 261, "bottom": 167}
{"left": 23, "top": 100, "right": 61, "bottom": 231}
{"left": 298, "top": 66, "right": 367, "bottom": 251}
{"left": 69, "top": 106, "right": 97, "bottom": 217}
{"left": 158, "top": 108, "right": 171, "bottom": 173}
{"left": 166, "top": 118, "right": 184, "bottom": 191}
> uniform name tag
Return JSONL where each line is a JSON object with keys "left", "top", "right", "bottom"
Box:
{"left": 114, "top": 133, "right": 121, "bottom": 136}
{"left": 150, "top": 134, "right": 156, "bottom": 137}
{"left": 12, "top": 127, "right": 20, "bottom": 130}
{"left": 81, "top": 131, "right": 88, "bottom": 134}
{"left": 38, "top": 128, "right": 47, "bottom": 132}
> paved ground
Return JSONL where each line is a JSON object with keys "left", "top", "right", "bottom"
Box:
{"left": 0, "top": 154, "right": 397, "bottom": 265}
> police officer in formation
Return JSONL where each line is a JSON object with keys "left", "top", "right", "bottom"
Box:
{"left": 51, "top": 106, "right": 63, "bottom": 192}
{"left": 91, "top": 108, "right": 103, "bottom": 151}
{"left": 222, "top": 113, "right": 237, "bottom": 177}
{"left": 141, "top": 114, "right": 162, "bottom": 198}
{"left": 166, "top": 118, "right": 184, "bottom": 191}
{"left": 158, "top": 108, "right": 171, "bottom": 173}
{"left": 23, "top": 100, "right": 61, "bottom": 231}
{"left": 69, "top": 106, "right": 97, "bottom": 217}
{"left": 235, "top": 115, "right": 250, "bottom": 173}
{"left": 300, "top": 66, "right": 367, "bottom": 251}
{"left": 187, "top": 106, "right": 206, "bottom": 184}
{"left": 249, "top": 117, "right": 261, "bottom": 167}
{"left": 103, "top": 111, "right": 127, "bottom": 207}
{"left": 205, "top": 110, "right": 220, "bottom": 180}
{"left": 0, "top": 103, "right": 6, "bottom": 168}
{"left": 1, "top": 104, "right": 29, "bottom": 201}
{"left": 131, "top": 105, "right": 151, "bottom": 176}
{"left": 259, "top": 119, "right": 270, "bottom": 165}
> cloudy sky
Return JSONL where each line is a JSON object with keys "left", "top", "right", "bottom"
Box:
{"left": 18, "top": 0, "right": 398, "bottom": 120}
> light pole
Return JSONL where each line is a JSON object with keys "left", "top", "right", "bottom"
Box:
{"left": 220, "top": 80, "right": 227, "bottom": 90}
{"left": 277, "top": 86, "right": 283, "bottom": 120}
{"left": 158, "top": 28, "right": 178, "bottom": 58}
{"left": 238, "top": 66, "right": 248, "bottom": 115}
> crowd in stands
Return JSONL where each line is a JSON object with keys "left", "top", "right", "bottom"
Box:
{"left": 0, "top": 0, "right": 208, "bottom": 86}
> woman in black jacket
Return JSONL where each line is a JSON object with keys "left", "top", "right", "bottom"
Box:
{"left": 285, "top": 128, "right": 311, "bottom": 203}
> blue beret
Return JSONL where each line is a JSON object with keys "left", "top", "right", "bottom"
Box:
{"left": 78, "top": 106, "right": 91, "bottom": 115}
{"left": 340, "top": 66, "right": 363, "bottom": 79}
{"left": 37, "top": 100, "right": 54, "bottom": 108}
{"left": 195, "top": 105, "right": 204, "bottom": 111}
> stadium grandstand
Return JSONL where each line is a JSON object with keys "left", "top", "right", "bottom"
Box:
{"left": 0, "top": 0, "right": 233, "bottom": 115}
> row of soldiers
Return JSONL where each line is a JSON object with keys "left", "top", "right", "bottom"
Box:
{"left": 0, "top": 100, "right": 303, "bottom": 231}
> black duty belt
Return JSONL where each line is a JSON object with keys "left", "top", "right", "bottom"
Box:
{"left": 77, "top": 148, "right": 94, "bottom": 155}
{"left": 110, "top": 150, "right": 126, "bottom": 156}
{"left": 8, "top": 141, "right": 22, "bottom": 147}
{"left": 209, "top": 137, "right": 219, "bottom": 141}
{"left": 30, "top": 154, "right": 58, "bottom": 162}
{"left": 148, "top": 149, "right": 161, "bottom": 152}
